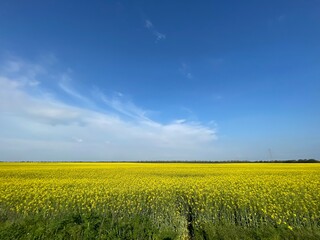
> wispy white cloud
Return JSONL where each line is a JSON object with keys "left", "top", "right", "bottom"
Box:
{"left": 96, "top": 90, "right": 151, "bottom": 122}
{"left": 73, "top": 137, "right": 83, "bottom": 143}
{"left": 179, "top": 63, "right": 193, "bottom": 79}
{"left": 145, "top": 19, "right": 166, "bottom": 42}
{"left": 58, "top": 73, "right": 94, "bottom": 107}
{"left": 277, "top": 14, "right": 286, "bottom": 22}
{"left": 0, "top": 58, "right": 217, "bottom": 161}
{"left": 145, "top": 20, "right": 153, "bottom": 29}
{"left": 0, "top": 57, "right": 44, "bottom": 86}
{"left": 267, "top": 14, "right": 288, "bottom": 27}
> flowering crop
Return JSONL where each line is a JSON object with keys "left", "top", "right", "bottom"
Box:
{"left": 0, "top": 163, "right": 319, "bottom": 238}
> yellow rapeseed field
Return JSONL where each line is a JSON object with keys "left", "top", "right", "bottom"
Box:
{"left": 0, "top": 163, "right": 319, "bottom": 238}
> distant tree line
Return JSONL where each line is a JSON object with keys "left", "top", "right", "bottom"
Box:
{"left": 257, "top": 159, "right": 319, "bottom": 163}
{"left": 135, "top": 159, "right": 319, "bottom": 163}
{"left": 1, "top": 159, "right": 319, "bottom": 163}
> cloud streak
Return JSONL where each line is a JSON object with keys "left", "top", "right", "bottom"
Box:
{"left": 179, "top": 63, "right": 193, "bottom": 79}
{"left": 145, "top": 19, "right": 166, "bottom": 42}
{"left": 0, "top": 58, "right": 217, "bottom": 161}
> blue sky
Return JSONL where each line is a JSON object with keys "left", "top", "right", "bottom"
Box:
{"left": 0, "top": 0, "right": 319, "bottom": 161}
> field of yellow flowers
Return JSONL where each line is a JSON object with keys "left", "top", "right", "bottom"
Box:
{"left": 0, "top": 163, "right": 319, "bottom": 239}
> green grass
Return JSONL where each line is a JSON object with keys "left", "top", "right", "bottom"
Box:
{"left": 1, "top": 212, "right": 320, "bottom": 240}
{"left": 0, "top": 213, "right": 178, "bottom": 240}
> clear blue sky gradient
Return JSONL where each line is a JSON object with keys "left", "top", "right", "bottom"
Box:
{"left": 0, "top": 0, "right": 319, "bottom": 160}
